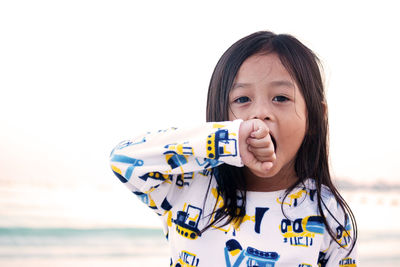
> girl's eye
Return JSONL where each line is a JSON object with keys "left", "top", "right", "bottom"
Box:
{"left": 272, "top": 95, "right": 289, "bottom": 102}
{"left": 233, "top": 96, "right": 250, "bottom": 104}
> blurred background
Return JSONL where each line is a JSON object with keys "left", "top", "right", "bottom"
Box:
{"left": 0, "top": 0, "right": 399, "bottom": 266}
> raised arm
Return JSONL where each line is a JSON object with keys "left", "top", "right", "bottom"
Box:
{"left": 109, "top": 120, "right": 243, "bottom": 213}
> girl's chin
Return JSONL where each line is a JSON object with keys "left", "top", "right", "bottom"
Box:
{"left": 245, "top": 166, "right": 278, "bottom": 179}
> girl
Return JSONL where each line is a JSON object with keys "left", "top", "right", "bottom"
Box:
{"left": 110, "top": 31, "right": 358, "bottom": 266}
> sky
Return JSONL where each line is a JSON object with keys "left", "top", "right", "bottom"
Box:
{"left": 0, "top": 0, "right": 399, "bottom": 228}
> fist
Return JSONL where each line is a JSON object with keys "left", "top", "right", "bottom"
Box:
{"left": 239, "top": 119, "right": 276, "bottom": 175}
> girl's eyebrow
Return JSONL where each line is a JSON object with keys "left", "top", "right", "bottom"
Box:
{"left": 232, "top": 80, "right": 295, "bottom": 90}
{"left": 232, "top": 82, "right": 251, "bottom": 89}
{"left": 269, "top": 80, "right": 295, "bottom": 89}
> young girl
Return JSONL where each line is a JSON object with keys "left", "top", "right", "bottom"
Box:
{"left": 110, "top": 31, "right": 358, "bottom": 266}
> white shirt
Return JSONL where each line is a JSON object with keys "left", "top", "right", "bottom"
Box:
{"left": 110, "top": 120, "right": 357, "bottom": 266}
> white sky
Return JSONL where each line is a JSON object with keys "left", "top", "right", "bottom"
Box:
{"left": 1, "top": 0, "right": 399, "bottom": 192}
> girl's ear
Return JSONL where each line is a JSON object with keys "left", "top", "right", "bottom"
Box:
{"left": 307, "top": 101, "right": 327, "bottom": 136}
{"left": 322, "top": 101, "right": 328, "bottom": 120}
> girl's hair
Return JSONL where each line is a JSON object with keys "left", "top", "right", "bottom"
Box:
{"left": 204, "top": 31, "right": 357, "bottom": 253}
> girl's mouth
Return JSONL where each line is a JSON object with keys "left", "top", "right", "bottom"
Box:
{"left": 270, "top": 134, "right": 277, "bottom": 153}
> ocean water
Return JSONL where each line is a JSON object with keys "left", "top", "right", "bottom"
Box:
{"left": 0, "top": 227, "right": 400, "bottom": 266}
{"left": 0, "top": 227, "right": 169, "bottom": 267}
{"left": 0, "top": 183, "right": 399, "bottom": 266}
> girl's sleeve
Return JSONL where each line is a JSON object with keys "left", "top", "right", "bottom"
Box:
{"left": 318, "top": 197, "right": 358, "bottom": 266}
{"left": 109, "top": 120, "right": 243, "bottom": 215}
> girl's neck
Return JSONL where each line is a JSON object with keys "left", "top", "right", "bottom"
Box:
{"left": 244, "top": 164, "right": 299, "bottom": 192}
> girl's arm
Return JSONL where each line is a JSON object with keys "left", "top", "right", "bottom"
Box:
{"left": 318, "top": 198, "right": 358, "bottom": 266}
{"left": 109, "top": 120, "right": 243, "bottom": 214}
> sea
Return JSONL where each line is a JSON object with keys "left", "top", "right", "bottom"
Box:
{"left": 0, "top": 227, "right": 169, "bottom": 267}
{"left": 1, "top": 182, "right": 399, "bottom": 266}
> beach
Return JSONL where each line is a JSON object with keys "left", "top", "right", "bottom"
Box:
{"left": 1, "top": 227, "right": 400, "bottom": 266}
{"left": 0, "top": 228, "right": 169, "bottom": 267}
{"left": 0, "top": 184, "right": 399, "bottom": 266}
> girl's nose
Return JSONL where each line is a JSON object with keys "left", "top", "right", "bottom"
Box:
{"left": 252, "top": 102, "right": 272, "bottom": 121}
{"left": 253, "top": 115, "right": 271, "bottom": 121}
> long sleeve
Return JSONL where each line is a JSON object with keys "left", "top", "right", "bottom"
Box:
{"left": 318, "top": 196, "right": 358, "bottom": 266}
{"left": 109, "top": 120, "right": 243, "bottom": 215}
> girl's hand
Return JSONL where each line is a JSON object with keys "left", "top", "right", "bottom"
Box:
{"left": 239, "top": 119, "right": 276, "bottom": 175}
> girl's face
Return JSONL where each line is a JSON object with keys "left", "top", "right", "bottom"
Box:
{"left": 228, "top": 53, "right": 307, "bottom": 180}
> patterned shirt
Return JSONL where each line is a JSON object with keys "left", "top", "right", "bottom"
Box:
{"left": 110, "top": 120, "right": 357, "bottom": 267}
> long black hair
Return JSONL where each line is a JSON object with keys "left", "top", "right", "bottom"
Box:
{"left": 204, "top": 31, "right": 357, "bottom": 253}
